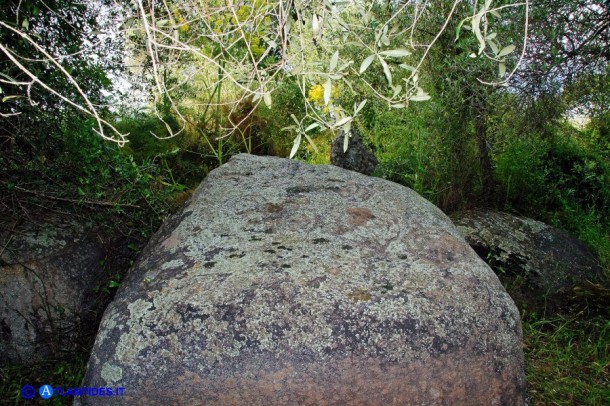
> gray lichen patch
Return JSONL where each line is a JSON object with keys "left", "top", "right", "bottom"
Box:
{"left": 100, "top": 363, "right": 123, "bottom": 385}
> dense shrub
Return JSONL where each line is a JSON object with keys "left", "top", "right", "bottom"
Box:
{"left": 494, "top": 125, "right": 610, "bottom": 270}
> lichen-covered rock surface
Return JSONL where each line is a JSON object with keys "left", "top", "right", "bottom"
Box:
{"left": 451, "top": 210, "right": 604, "bottom": 316}
{"left": 80, "top": 154, "right": 525, "bottom": 405}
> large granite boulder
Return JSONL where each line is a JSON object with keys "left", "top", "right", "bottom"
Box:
{"left": 0, "top": 217, "right": 115, "bottom": 364}
{"left": 451, "top": 210, "right": 605, "bottom": 316}
{"left": 80, "top": 154, "right": 525, "bottom": 405}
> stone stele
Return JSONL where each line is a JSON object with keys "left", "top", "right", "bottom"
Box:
{"left": 80, "top": 154, "right": 525, "bottom": 405}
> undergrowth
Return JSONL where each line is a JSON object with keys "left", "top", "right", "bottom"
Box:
{"left": 1, "top": 356, "right": 89, "bottom": 405}
{"left": 523, "top": 314, "right": 610, "bottom": 405}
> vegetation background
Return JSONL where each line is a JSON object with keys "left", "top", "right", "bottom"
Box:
{"left": 0, "top": 0, "right": 608, "bottom": 404}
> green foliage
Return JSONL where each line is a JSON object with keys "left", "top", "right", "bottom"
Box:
{"left": 1, "top": 357, "right": 89, "bottom": 405}
{"left": 256, "top": 79, "right": 308, "bottom": 157}
{"left": 494, "top": 124, "right": 610, "bottom": 270}
{"left": 1, "top": 113, "right": 189, "bottom": 243}
{"left": 113, "top": 114, "right": 212, "bottom": 188}
{"left": 521, "top": 0, "right": 610, "bottom": 96}
{"left": 583, "top": 112, "right": 610, "bottom": 159}
{"left": 544, "top": 136, "right": 610, "bottom": 216}
{"left": 495, "top": 127, "right": 610, "bottom": 216}
{"left": 524, "top": 315, "right": 610, "bottom": 405}
{"left": 494, "top": 136, "right": 550, "bottom": 210}
{"left": 364, "top": 106, "right": 435, "bottom": 198}
{"left": 359, "top": 91, "right": 482, "bottom": 211}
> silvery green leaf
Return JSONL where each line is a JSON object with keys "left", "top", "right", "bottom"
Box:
{"left": 498, "top": 61, "right": 506, "bottom": 78}
{"left": 497, "top": 44, "right": 516, "bottom": 57}
{"left": 399, "top": 64, "right": 416, "bottom": 71}
{"left": 335, "top": 116, "right": 352, "bottom": 127}
{"left": 362, "top": 11, "right": 370, "bottom": 25}
{"left": 486, "top": 32, "right": 497, "bottom": 40}
{"left": 312, "top": 14, "right": 320, "bottom": 36}
{"left": 490, "top": 10, "right": 501, "bottom": 18}
{"left": 324, "top": 78, "right": 332, "bottom": 106}
{"left": 285, "top": 15, "right": 292, "bottom": 33}
{"left": 329, "top": 51, "right": 339, "bottom": 72}
{"left": 343, "top": 122, "right": 352, "bottom": 134}
{"left": 410, "top": 94, "right": 431, "bottom": 102}
{"left": 263, "top": 92, "right": 272, "bottom": 108}
{"left": 291, "top": 114, "right": 300, "bottom": 126}
{"left": 355, "top": 99, "right": 367, "bottom": 114}
{"left": 359, "top": 54, "right": 376, "bottom": 74}
{"left": 390, "top": 103, "right": 407, "bottom": 108}
{"left": 343, "top": 131, "right": 350, "bottom": 152}
{"left": 488, "top": 39, "right": 499, "bottom": 55}
{"left": 304, "top": 134, "right": 319, "bottom": 153}
{"left": 473, "top": 12, "right": 486, "bottom": 54}
{"left": 290, "top": 133, "right": 302, "bottom": 159}
{"left": 379, "top": 49, "right": 412, "bottom": 57}
{"left": 338, "top": 61, "right": 353, "bottom": 72}
{"left": 305, "top": 123, "right": 320, "bottom": 132}
{"left": 392, "top": 85, "right": 402, "bottom": 98}
{"left": 378, "top": 56, "right": 392, "bottom": 86}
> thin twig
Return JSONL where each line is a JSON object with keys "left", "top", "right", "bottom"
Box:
{"left": 14, "top": 186, "right": 141, "bottom": 209}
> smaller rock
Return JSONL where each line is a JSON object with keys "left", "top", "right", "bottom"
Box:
{"left": 451, "top": 210, "right": 605, "bottom": 316}
{"left": 0, "top": 216, "right": 132, "bottom": 365}
{"left": 330, "top": 129, "right": 378, "bottom": 175}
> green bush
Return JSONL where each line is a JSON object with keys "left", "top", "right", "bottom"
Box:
{"left": 494, "top": 136, "right": 550, "bottom": 211}
{"left": 543, "top": 137, "right": 610, "bottom": 217}
{"left": 494, "top": 126, "right": 610, "bottom": 270}
{"left": 358, "top": 97, "right": 482, "bottom": 211}
{"left": 113, "top": 114, "right": 213, "bottom": 188}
